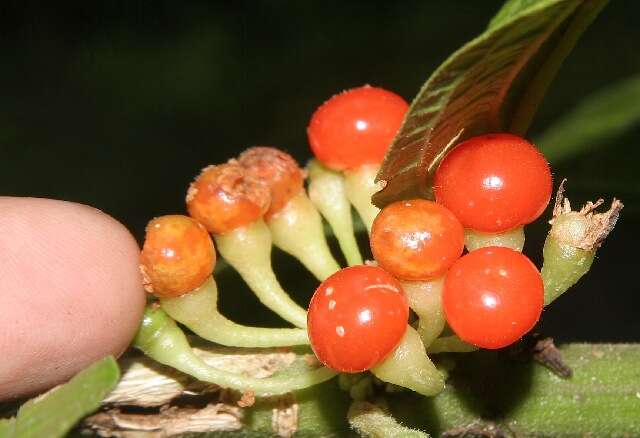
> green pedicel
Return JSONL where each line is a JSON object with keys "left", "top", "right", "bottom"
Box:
{"left": 402, "top": 278, "right": 446, "bottom": 348}
{"left": 133, "top": 306, "right": 337, "bottom": 397}
{"left": 464, "top": 226, "right": 525, "bottom": 252}
{"left": 371, "top": 326, "right": 444, "bottom": 397}
{"left": 161, "top": 277, "right": 308, "bottom": 348}
{"left": 267, "top": 190, "right": 341, "bottom": 281}
{"left": 344, "top": 164, "right": 382, "bottom": 233}
{"left": 307, "top": 159, "right": 363, "bottom": 266}
{"left": 214, "top": 220, "right": 308, "bottom": 328}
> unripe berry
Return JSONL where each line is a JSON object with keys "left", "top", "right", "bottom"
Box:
{"left": 140, "top": 215, "right": 215, "bottom": 297}
{"left": 371, "top": 199, "right": 464, "bottom": 280}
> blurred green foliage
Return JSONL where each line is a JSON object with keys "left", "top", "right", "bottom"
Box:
{"left": 537, "top": 73, "right": 640, "bottom": 164}
{"left": 0, "top": 1, "right": 638, "bottom": 341}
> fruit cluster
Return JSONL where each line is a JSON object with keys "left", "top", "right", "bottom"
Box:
{"left": 134, "top": 84, "right": 614, "bottom": 400}
{"left": 306, "top": 87, "right": 552, "bottom": 373}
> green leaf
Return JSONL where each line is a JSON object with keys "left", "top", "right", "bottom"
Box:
{"left": 0, "top": 418, "right": 15, "bottom": 437}
{"left": 537, "top": 74, "right": 640, "bottom": 163}
{"left": 373, "top": 0, "right": 609, "bottom": 207}
{"left": 3, "top": 356, "right": 119, "bottom": 438}
{"left": 488, "top": 0, "right": 545, "bottom": 30}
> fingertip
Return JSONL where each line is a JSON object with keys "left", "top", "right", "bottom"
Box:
{"left": 0, "top": 197, "right": 145, "bottom": 399}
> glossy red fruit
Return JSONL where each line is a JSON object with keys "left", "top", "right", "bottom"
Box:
{"left": 238, "top": 146, "right": 304, "bottom": 218}
{"left": 307, "top": 85, "right": 408, "bottom": 170}
{"left": 443, "top": 246, "right": 544, "bottom": 349}
{"left": 186, "top": 162, "right": 271, "bottom": 234}
{"left": 307, "top": 265, "right": 409, "bottom": 372}
{"left": 434, "top": 133, "right": 552, "bottom": 232}
{"left": 370, "top": 199, "right": 464, "bottom": 281}
{"left": 140, "top": 215, "right": 216, "bottom": 298}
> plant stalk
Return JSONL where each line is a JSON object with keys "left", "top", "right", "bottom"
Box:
{"left": 100, "top": 344, "right": 640, "bottom": 437}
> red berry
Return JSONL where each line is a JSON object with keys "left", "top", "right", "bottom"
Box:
{"left": 186, "top": 162, "right": 271, "bottom": 234}
{"left": 442, "top": 247, "right": 544, "bottom": 349}
{"left": 307, "top": 85, "right": 408, "bottom": 170}
{"left": 140, "top": 215, "right": 216, "bottom": 298}
{"left": 434, "top": 133, "right": 552, "bottom": 232}
{"left": 307, "top": 265, "right": 409, "bottom": 372}
{"left": 238, "top": 146, "right": 304, "bottom": 218}
{"left": 370, "top": 199, "right": 464, "bottom": 281}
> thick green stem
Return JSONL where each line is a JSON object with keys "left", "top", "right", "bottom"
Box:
{"left": 307, "top": 159, "right": 363, "bottom": 266}
{"left": 371, "top": 326, "right": 444, "bottom": 397}
{"left": 464, "top": 226, "right": 525, "bottom": 252}
{"left": 160, "top": 277, "right": 308, "bottom": 348}
{"left": 267, "top": 190, "right": 341, "bottom": 281}
{"left": 398, "top": 344, "right": 640, "bottom": 437}
{"left": 344, "top": 164, "right": 382, "bottom": 234}
{"left": 133, "top": 306, "right": 337, "bottom": 397}
{"left": 109, "top": 344, "right": 640, "bottom": 437}
{"left": 214, "top": 220, "right": 308, "bottom": 328}
{"left": 259, "top": 345, "right": 640, "bottom": 437}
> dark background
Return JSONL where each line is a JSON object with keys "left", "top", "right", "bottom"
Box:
{"left": 1, "top": 1, "right": 638, "bottom": 342}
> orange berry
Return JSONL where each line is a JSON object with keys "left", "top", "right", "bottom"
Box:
{"left": 238, "top": 146, "right": 304, "bottom": 218}
{"left": 370, "top": 199, "right": 464, "bottom": 281}
{"left": 186, "top": 162, "right": 271, "bottom": 234}
{"left": 140, "top": 215, "right": 215, "bottom": 298}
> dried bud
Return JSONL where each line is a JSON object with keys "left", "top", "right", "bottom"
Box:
{"left": 187, "top": 161, "right": 271, "bottom": 234}
{"left": 238, "top": 147, "right": 304, "bottom": 218}
{"left": 542, "top": 180, "right": 623, "bottom": 304}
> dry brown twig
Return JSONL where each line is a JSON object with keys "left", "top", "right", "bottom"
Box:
{"left": 86, "top": 344, "right": 301, "bottom": 437}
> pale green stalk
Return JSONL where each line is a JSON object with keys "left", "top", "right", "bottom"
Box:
{"left": 402, "top": 278, "right": 476, "bottom": 354}
{"left": 371, "top": 326, "right": 444, "bottom": 397}
{"left": 307, "top": 159, "right": 363, "bottom": 266}
{"left": 214, "top": 220, "right": 307, "bottom": 328}
{"left": 344, "top": 164, "right": 382, "bottom": 233}
{"left": 160, "top": 277, "right": 308, "bottom": 348}
{"left": 133, "top": 306, "right": 337, "bottom": 397}
{"left": 401, "top": 278, "right": 445, "bottom": 348}
{"left": 464, "top": 226, "right": 525, "bottom": 252}
{"left": 427, "top": 335, "right": 477, "bottom": 354}
{"left": 267, "top": 190, "right": 341, "bottom": 281}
